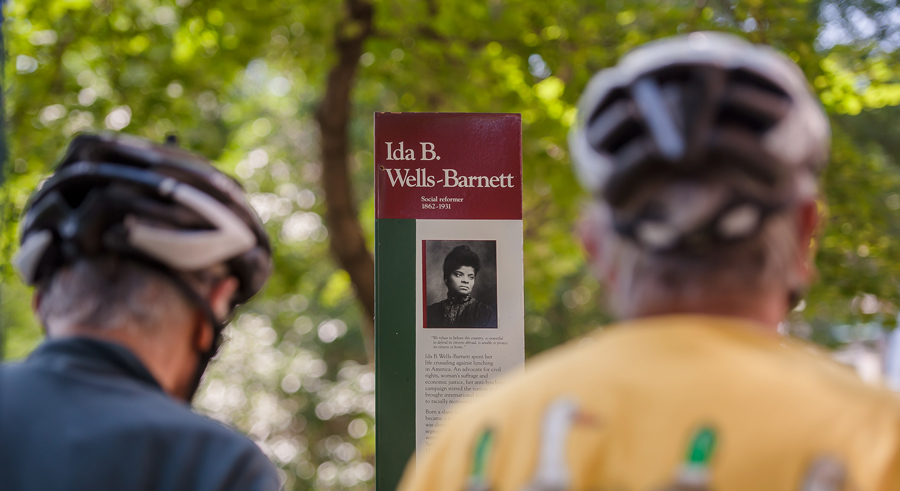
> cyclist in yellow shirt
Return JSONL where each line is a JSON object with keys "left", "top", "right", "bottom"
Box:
{"left": 400, "top": 32, "right": 900, "bottom": 491}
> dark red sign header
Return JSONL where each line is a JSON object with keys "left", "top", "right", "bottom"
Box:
{"left": 375, "top": 112, "right": 522, "bottom": 220}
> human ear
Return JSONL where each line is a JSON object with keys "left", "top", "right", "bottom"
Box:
{"left": 31, "top": 290, "right": 42, "bottom": 314}
{"left": 578, "top": 213, "right": 601, "bottom": 263}
{"left": 32, "top": 290, "right": 51, "bottom": 334}
{"left": 192, "top": 277, "right": 238, "bottom": 353}
{"left": 795, "top": 200, "right": 820, "bottom": 284}
{"left": 208, "top": 276, "right": 239, "bottom": 322}
{"left": 193, "top": 310, "right": 215, "bottom": 353}
{"left": 578, "top": 203, "right": 617, "bottom": 286}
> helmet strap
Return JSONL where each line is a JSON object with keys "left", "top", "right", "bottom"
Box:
{"left": 164, "top": 272, "right": 227, "bottom": 403}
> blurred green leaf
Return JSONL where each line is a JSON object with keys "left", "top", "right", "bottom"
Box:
{"left": 5, "top": 1, "right": 900, "bottom": 489}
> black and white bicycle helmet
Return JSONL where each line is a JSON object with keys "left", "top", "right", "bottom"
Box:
{"left": 570, "top": 32, "right": 830, "bottom": 251}
{"left": 13, "top": 132, "right": 272, "bottom": 310}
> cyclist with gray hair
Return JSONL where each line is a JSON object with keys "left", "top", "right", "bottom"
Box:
{"left": 0, "top": 133, "right": 279, "bottom": 491}
{"left": 401, "top": 32, "right": 900, "bottom": 491}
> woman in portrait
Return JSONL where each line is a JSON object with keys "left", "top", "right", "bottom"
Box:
{"left": 427, "top": 245, "right": 497, "bottom": 328}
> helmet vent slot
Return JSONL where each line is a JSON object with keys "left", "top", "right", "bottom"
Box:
{"left": 587, "top": 96, "right": 646, "bottom": 154}
{"left": 728, "top": 68, "right": 789, "bottom": 98}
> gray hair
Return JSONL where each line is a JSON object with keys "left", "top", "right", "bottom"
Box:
{"left": 37, "top": 257, "right": 225, "bottom": 334}
{"left": 592, "top": 172, "right": 812, "bottom": 318}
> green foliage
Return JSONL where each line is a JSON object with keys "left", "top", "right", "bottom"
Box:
{"left": 3, "top": 1, "right": 374, "bottom": 489}
{"left": 4, "top": 0, "right": 900, "bottom": 489}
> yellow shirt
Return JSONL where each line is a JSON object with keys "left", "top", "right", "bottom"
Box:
{"left": 399, "top": 315, "right": 900, "bottom": 491}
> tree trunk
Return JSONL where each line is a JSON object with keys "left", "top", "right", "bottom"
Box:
{"left": 314, "top": 0, "right": 376, "bottom": 363}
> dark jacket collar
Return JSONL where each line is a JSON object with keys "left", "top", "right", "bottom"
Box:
{"left": 26, "top": 337, "right": 163, "bottom": 392}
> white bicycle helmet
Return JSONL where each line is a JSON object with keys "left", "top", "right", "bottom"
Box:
{"left": 14, "top": 132, "right": 271, "bottom": 306}
{"left": 570, "top": 32, "right": 830, "bottom": 251}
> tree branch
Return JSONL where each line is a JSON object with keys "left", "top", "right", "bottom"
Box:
{"left": 314, "top": 0, "right": 376, "bottom": 362}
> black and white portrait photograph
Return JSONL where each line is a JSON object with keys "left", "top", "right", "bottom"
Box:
{"left": 424, "top": 240, "right": 498, "bottom": 328}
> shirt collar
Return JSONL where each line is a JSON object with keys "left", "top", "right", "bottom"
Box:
{"left": 26, "top": 337, "right": 163, "bottom": 392}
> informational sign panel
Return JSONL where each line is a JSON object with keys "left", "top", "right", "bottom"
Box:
{"left": 374, "top": 112, "right": 524, "bottom": 490}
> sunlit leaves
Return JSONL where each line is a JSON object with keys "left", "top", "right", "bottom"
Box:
{"left": 6, "top": 1, "right": 900, "bottom": 489}
{"left": 2, "top": 1, "right": 371, "bottom": 489}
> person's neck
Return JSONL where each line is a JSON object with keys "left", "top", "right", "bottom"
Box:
{"left": 47, "top": 324, "right": 195, "bottom": 400}
{"left": 628, "top": 292, "right": 789, "bottom": 333}
{"left": 447, "top": 291, "right": 471, "bottom": 302}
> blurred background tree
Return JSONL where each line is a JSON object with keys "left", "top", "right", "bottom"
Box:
{"left": 3, "top": 0, "right": 900, "bottom": 489}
